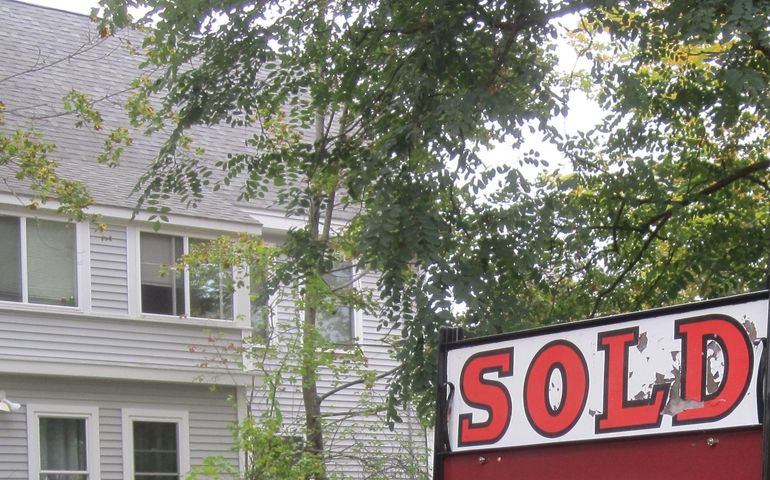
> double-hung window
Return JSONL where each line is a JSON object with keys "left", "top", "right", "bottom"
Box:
{"left": 0, "top": 216, "right": 78, "bottom": 306}
{"left": 122, "top": 409, "right": 190, "bottom": 480}
{"left": 27, "top": 405, "right": 100, "bottom": 480}
{"left": 140, "top": 233, "right": 233, "bottom": 320}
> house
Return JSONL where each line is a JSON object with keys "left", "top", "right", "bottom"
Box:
{"left": 0, "top": 1, "right": 426, "bottom": 478}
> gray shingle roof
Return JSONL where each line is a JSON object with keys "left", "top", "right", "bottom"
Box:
{"left": 0, "top": 0, "right": 288, "bottom": 227}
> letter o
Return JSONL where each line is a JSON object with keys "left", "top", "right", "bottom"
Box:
{"left": 524, "top": 340, "right": 589, "bottom": 438}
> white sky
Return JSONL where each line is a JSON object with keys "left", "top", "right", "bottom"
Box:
{"left": 17, "top": 0, "right": 601, "bottom": 182}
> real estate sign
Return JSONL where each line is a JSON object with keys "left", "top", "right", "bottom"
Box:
{"left": 434, "top": 292, "right": 770, "bottom": 479}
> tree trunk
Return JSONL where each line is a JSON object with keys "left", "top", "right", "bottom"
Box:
{"left": 302, "top": 305, "right": 327, "bottom": 480}
{"left": 301, "top": 108, "right": 328, "bottom": 479}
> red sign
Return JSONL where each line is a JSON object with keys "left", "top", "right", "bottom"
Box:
{"left": 435, "top": 292, "right": 770, "bottom": 479}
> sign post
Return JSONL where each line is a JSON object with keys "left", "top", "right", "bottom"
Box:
{"left": 434, "top": 291, "right": 770, "bottom": 479}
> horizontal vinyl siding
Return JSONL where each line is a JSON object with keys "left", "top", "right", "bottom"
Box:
{"left": 251, "top": 275, "right": 429, "bottom": 479}
{"left": 0, "top": 309, "right": 242, "bottom": 374}
{"left": 90, "top": 225, "right": 129, "bottom": 315}
{"left": 0, "top": 374, "right": 239, "bottom": 480}
{"left": 0, "top": 403, "right": 26, "bottom": 479}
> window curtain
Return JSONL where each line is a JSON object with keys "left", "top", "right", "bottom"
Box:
{"left": 39, "top": 417, "right": 87, "bottom": 474}
{"left": 0, "top": 216, "right": 21, "bottom": 301}
{"left": 27, "top": 220, "right": 77, "bottom": 306}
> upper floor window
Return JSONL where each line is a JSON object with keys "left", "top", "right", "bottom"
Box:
{"left": 317, "top": 264, "right": 355, "bottom": 344}
{"left": 0, "top": 216, "right": 78, "bottom": 306}
{"left": 139, "top": 232, "right": 233, "bottom": 320}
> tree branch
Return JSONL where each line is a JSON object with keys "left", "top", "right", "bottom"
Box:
{"left": 589, "top": 158, "right": 770, "bottom": 316}
{"left": 319, "top": 366, "right": 400, "bottom": 404}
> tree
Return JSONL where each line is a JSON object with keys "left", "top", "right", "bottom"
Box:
{"left": 539, "top": 0, "right": 770, "bottom": 315}
{"left": 85, "top": 0, "right": 770, "bottom": 471}
{"left": 93, "top": 0, "right": 590, "bottom": 473}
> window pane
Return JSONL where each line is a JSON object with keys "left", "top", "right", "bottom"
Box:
{"left": 317, "top": 306, "right": 354, "bottom": 343}
{"left": 27, "top": 220, "right": 77, "bottom": 306}
{"left": 0, "top": 216, "right": 21, "bottom": 301}
{"left": 141, "top": 234, "right": 184, "bottom": 315}
{"left": 317, "top": 265, "right": 354, "bottom": 343}
{"left": 189, "top": 239, "right": 233, "bottom": 320}
{"left": 39, "top": 417, "right": 87, "bottom": 471}
{"left": 134, "top": 421, "right": 178, "bottom": 476}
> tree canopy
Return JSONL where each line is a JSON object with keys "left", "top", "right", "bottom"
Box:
{"left": 34, "top": 0, "right": 770, "bottom": 423}
{"left": 88, "top": 0, "right": 770, "bottom": 424}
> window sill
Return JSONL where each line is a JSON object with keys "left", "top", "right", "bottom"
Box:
{"left": 137, "top": 312, "right": 249, "bottom": 329}
{"left": 0, "top": 302, "right": 249, "bottom": 330}
{"left": 0, "top": 300, "right": 81, "bottom": 315}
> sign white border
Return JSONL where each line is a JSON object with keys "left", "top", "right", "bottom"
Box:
{"left": 446, "top": 296, "right": 768, "bottom": 452}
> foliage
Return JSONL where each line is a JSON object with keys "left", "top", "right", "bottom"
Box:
{"left": 0, "top": 99, "right": 94, "bottom": 221}
{"left": 95, "top": 0, "right": 596, "bottom": 429}
{"left": 394, "top": 1, "right": 770, "bottom": 420}
{"left": 184, "top": 235, "right": 428, "bottom": 479}
{"left": 90, "top": 0, "right": 770, "bottom": 443}
{"left": 547, "top": 0, "right": 770, "bottom": 315}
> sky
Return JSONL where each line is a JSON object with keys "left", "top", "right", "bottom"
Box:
{"left": 16, "top": 0, "right": 600, "bottom": 183}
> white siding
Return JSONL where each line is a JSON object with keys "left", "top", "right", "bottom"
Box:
{"left": 248, "top": 273, "right": 429, "bottom": 479}
{"left": 90, "top": 225, "right": 129, "bottom": 315}
{"left": 0, "top": 374, "right": 239, "bottom": 479}
{"left": 0, "top": 309, "right": 243, "bottom": 380}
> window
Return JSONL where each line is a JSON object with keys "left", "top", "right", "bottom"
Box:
{"left": 133, "top": 421, "right": 178, "bottom": 479}
{"left": 0, "top": 216, "right": 78, "bottom": 306}
{"left": 27, "top": 405, "right": 100, "bottom": 480}
{"left": 122, "top": 409, "right": 190, "bottom": 480}
{"left": 140, "top": 233, "right": 233, "bottom": 320}
{"left": 250, "top": 270, "right": 270, "bottom": 339}
{"left": 317, "top": 264, "right": 355, "bottom": 344}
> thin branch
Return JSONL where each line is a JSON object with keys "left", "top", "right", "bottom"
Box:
{"left": 587, "top": 158, "right": 770, "bottom": 315}
{"left": 319, "top": 365, "right": 400, "bottom": 404}
{"left": 590, "top": 210, "right": 671, "bottom": 317}
{"left": 0, "top": 35, "right": 109, "bottom": 84}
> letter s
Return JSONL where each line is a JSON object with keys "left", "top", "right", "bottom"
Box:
{"left": 458, "top": 348, "right": 514, "bottom": 447}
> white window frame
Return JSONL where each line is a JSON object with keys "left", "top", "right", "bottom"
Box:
{"left": 0, "top": 214, "right": 90, "bottom": 312}
{"left": 27, "top": 404, "right": 101, "bottom": 480}
{"left": 121, "top": 408, "right": 190, "bottom": 480}
{"left": 128, "top": 227, "right": 249, "bottom": 325}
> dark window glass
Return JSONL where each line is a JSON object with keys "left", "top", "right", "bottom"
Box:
{"left": 133, "top": 421, "right": 179, "bottom": 479}
{"left": 189, "top": 239, "right": 233, "bottom": 320}
{"left": 140, "top": 233, "right": 184, "bottom": 315}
